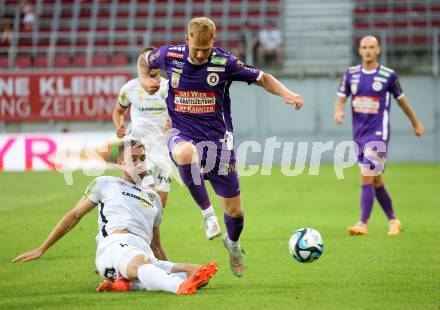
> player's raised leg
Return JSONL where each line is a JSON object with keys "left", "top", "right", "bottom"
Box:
{"left": 171, "top": 139, "right": 221, "bottom": 240}
{"left": 373, "top": 175, "right": 401, "bottom": 235}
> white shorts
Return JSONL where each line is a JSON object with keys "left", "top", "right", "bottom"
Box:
{"left": 95, "top": 233, "right": 174, "bottom": 280}
{"left": 143, "top": 161, "right": 172, "bottom": 192}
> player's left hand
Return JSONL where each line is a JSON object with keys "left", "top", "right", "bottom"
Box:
{"left": 12, "top": 248, "right": 44, "bottom": 263}
{"left": 283, "top": 92, "right": 303, "bottom": 110}
{"left": 413, "top": 122, "right": 425, "bottom": 137}
{"left": 164, "top": 119, "right": 172, "bottom": 132}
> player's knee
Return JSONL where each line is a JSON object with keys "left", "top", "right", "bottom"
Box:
{"left": 373, "top": 176, "right": 383, "bottom": 188}
{"left": 126, "top": 254, "right": 150, "bottom": 279}
{"left": 224, "top": 198, "right": 243, "bottom": 217}
{"left": 173, "top": 143, "right": 198, "bottom": 165}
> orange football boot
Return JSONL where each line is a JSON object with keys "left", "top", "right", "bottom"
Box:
{"left": 96, "top": 277, "right": 130, "bottom": 292}
{"left": 177, "top": 262, "right": 218, "bottom": 295}
{"left": 387, "top": 219, "right": 402, "bottom": 236}
{"left": 347, "top": 221, "right": 368, "bottom": 235}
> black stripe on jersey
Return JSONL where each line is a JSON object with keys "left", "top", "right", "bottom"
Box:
{"left": 118, "top": 102, "right": 128, "bottom": 109}
{"left": 99, "top": 202, "right": 108, "bottom": 237}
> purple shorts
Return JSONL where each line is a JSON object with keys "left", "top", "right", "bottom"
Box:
{"left": 355, "top": 138, "right": 389, "bottom": 171}
{"left": 169, "top": 135, "right": 240, "bottom": 198}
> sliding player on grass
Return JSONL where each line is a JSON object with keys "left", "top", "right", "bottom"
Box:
{"left": 12, "top": 139, "right": 218, "bottom": 295}
{"left": 334, "top": 35, "right": 424, "bottom": 236}
{"left": 138, "top": 17, "right": 303, "bottom": 277}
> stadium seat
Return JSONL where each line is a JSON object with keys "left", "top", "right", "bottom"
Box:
{"left": 4, "top": 0, "right": 281, "bottom": 69}
{"left": 92, "top": 54, "right": 108, "bottom": 67}
{"left": 54, "top": 55, "right": 70, "bottom": 67}
{"left": 0, "top": 56, "right": 9, "bottom": 68}
{"left": 34, "top": 55, "right": 48, "bottom": 68}
{"left": 110, "top": 54, "right": 128, "bottom": 67}
{"left": 15, "top": 55, "right": 32, "bottom": 68}
{"left": 72, "top": 54, "right": 87, "bottom": 67}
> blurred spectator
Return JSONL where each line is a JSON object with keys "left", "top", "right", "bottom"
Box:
{"left": 232, "top": 21, "right": 257, "bottom": 64}
{"left": 1, "top": 15, "right": 13, "bottom": 46}
{"left": 21, "top": 0, "right": 35, "bottom": 31}
{"left": 257, "top": 21, "right": 283, "bottom": 67}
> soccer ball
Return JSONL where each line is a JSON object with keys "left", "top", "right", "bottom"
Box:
{"left": 288, "top": 228, "right": 324, "bottom": 263}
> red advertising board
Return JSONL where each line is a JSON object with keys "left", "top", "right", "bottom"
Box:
{"left": 0, "top": 70, "right": 132, "bottom": 122}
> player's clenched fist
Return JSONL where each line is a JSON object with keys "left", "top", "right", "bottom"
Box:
{"left": 333, "top": 110, "right": 345, "bottom": 124}
{"left": 413, "top": 122, "right": 424, "bottom": 137}
{"left": 116, "top": 124, "right": 126, "bottom": 138}
{"left": 283, "top": 91, "right": 304, "bottom": 110}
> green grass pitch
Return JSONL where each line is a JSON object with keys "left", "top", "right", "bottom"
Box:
{"left": 1, "top": 164, "right": 439, "bottom": 309}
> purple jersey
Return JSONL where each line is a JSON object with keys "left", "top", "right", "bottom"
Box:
{"left": 337, "top": 64, "right": 405, "bottom": 142}
{"left": 146, "top": 44, "right": 263, "bottom": 146}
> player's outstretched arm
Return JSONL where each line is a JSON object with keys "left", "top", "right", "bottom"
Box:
{"left": 151, "top": 226, "right": 168, "bottom": 261}
{"left": 112, "top": 103, "right": 127, "bottom": 138}
{"left": 12, "top": 197, "right": 96, "bottom": 263}
{"left": 333, "top": 96, "right": 347, "bottom": 125}
{"left": 396, "top": 97, "right": 425, "bottom": 137}
{"left": 255, "top": 73, "right": 303, "bottom": 110}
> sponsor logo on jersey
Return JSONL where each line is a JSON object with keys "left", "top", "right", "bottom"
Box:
{"left": 352, "top": 96, "right": 380, "bottom": 114}
{"left": 138, "top": 104, "right": 167, "bottom": 114}
{"left": 372, "top": 81, "right": 383, "bottom": 92}
{"left": 211, "top": 56, "right": 227, "bottom": 66}
{"left": 169, "top": 46, "right": 186, "bottom": 51}
{"left": 236, "top": 60, "right": 258, "bottom": 73}
{"left": 167, "top": 52, "right": 184, "bottom": 59}
{"left": 132, "top": 185, "right": 141, "bottom": 192}
{"left": 378, "top": 69, "right": 391, "bottom": 78}
{"left": 351, "top": 82, "right": 359, "bottom": 95}
{"left": 207, "top": 66, "right": 225, "bottom": 72}
{"left": 122, "top": 191, "right": 154, "bottom": 208}
{"left": 148, "top": 50, "right": 161, "bottom": 63}
{"left": 174, "top": 90, "right": 216, "bottom": 114}
{"left": 172, "top": 67, "right": 183, "bottom": 73}
{"left": 147, "top": 193, "right": 157, "bottom": 201}
{"left": 352, "top": 74, "right": 361, "bottom": 79}
{"left": 374, "top": 76, "right": 388, "bottom": 83}
{"left": 348, "top": 65, "right": 361, "bottom": 74}
{"left": 207, "top": 72, "right": 220, "bottom": 86}
{"left": 171, "top": 72, "right": 180, "bottom": 88}
{"left": 172, "top": 59, "right": 185, "bottom": 68}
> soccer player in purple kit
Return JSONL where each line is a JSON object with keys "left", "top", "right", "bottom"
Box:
{"left": 138, "top": 17, "right": 303, "bottom": 276}
{"left": 334, "top": 36, "right": 425, "bottom": 236}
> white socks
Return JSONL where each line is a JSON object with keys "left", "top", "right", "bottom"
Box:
{"left": 226, "top": 234, "right": 240, "bottom": 247}
{"left": 137, "top": 264, "right": 184, "bottom": 294}
{"left": 201, "top": 205, "right": 215, "bottom": 218}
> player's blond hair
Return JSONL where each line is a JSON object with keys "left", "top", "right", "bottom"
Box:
{"left": 187, "top": 17, "right": 216, "bottom": 43}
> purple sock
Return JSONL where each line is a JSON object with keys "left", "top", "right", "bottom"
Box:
{"left": 224, "top": 214, "right": 244, "bottom": 242}
{"left": 360, "top": 184, "right": 375, "bottom": 224}
{"left": 375, "top": 185, "right": 396, "bottom": 220}
{"left": 178, "top": 164, "right": 211, "bottom": 210}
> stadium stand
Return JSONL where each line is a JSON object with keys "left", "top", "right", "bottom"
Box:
{"left": 283, "top": 0, "right": 353, "bottom": 74}
{"left": 0, "top": 0, "right": 439, "bottom": 73}
{"left": 353, "top": 0, "right": 440, "bottom": 72}
{"left": 0, "top": 0, "right": 281, "bottom": 69}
